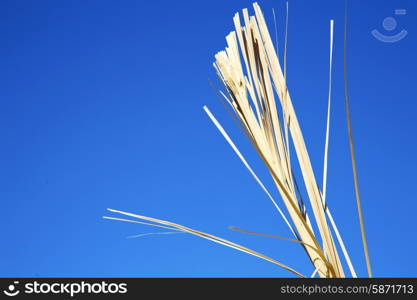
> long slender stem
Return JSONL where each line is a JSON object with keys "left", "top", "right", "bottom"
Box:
{"left": 343, "top": 5, "right": 372, "bottom": 278}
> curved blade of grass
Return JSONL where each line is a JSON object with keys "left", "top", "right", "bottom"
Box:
{"left": 325, "top": 207, "right": 357, "bottom": 277}
{"left": 103, "top": 216, "right": 182, "bottom": 231}
{"left": 272, "top": 8, "right": 279, "bottom": 57}
{"left": 318, "top": 19, "right": 357, "bottom": 278}
{"left": 283, "top": 1, "right": 292, "bottom": 196}
{"left": 127, "top": 232, "right": 185, "bottom": 239}
{"left": 229, "top": 225, "right": 332, "bottom": 278}
{"left": 106, "top": 208, "right": 306, "bottom": 278}
{"left": 322, "top": 19, "right": 334, "bottom": 206}
{"left": 228, "top": 226, "right": 323, "bottom": 258}
{"left": 343, "top": 5, "right": 372, "bottom": 278}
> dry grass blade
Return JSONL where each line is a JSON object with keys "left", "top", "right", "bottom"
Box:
{"left": 343, "top": 7, "right": 372, "bottom": 278}
{"left": 323, "top": 207, "right": 357, "bottom": 277}
{"left": 228, "top": 226, "right": 324, "bottom": 259}
{"left": 320, "top": 20, "right": 357, "bottom": 277}
{"left": 127, "top": 232, "right": 184, "bottom": 239}
{"left": 105, "top": 208, "right": 305, "bottom": 278}
{"left": 322, "top": 20, "right": 334, "bottom": 206}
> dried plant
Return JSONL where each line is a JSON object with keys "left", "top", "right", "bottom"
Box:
{"left": 104, "top": 2, "right": 371, "bottom": 278}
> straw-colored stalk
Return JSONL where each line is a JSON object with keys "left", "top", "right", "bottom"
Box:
{"left": 104, "top": 2, "right": 371, "bottom": 278}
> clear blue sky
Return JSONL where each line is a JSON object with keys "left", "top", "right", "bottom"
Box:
{"left": 0, "top": 0, "right": 416, "bottom": 277}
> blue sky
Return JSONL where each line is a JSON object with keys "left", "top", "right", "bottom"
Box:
{"left": 0, "top": 0, "right": 416, "bottom": 277}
